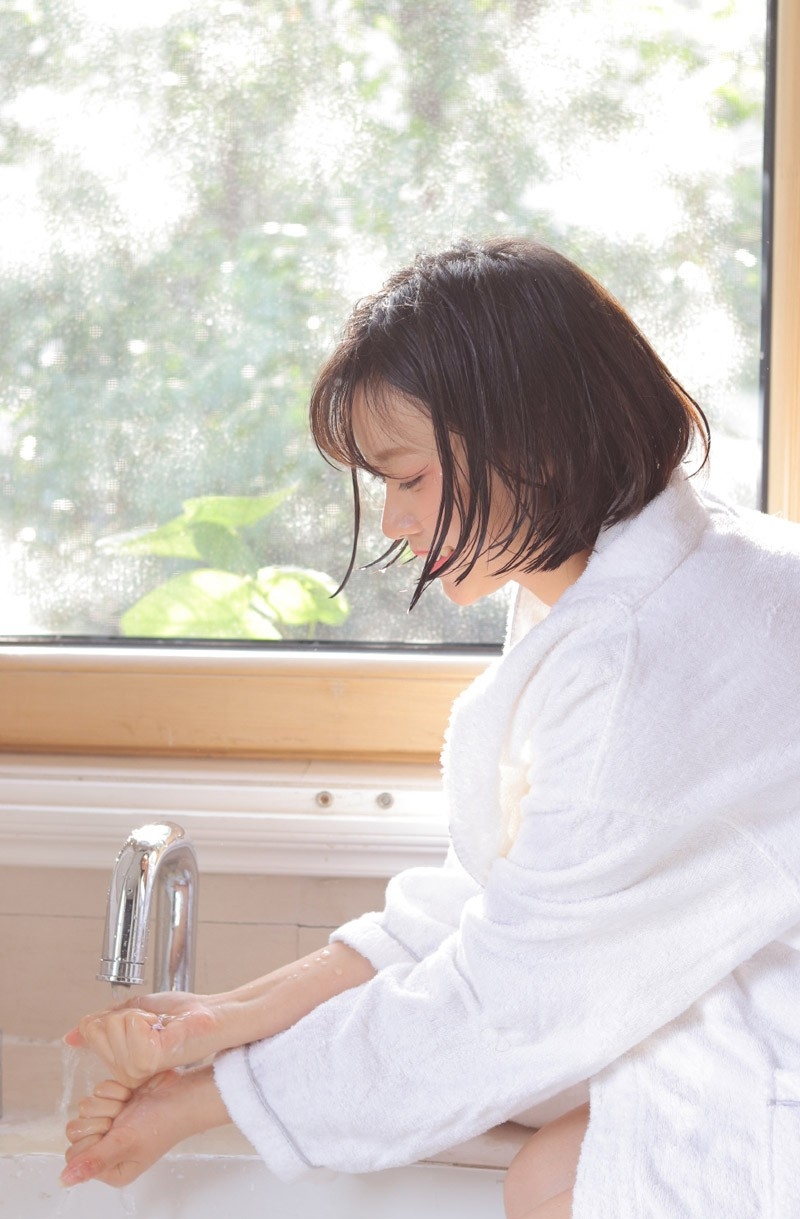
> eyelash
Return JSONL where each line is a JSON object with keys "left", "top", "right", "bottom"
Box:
{"left": 371, "top": 472, "right": 424, "bottom": 492}
{"left": 398, "top": 475, "right": 424, "bottom": 492}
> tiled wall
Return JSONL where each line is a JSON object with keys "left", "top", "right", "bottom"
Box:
{"left": 0, "top": 866, "right": 387, "bottom": 1040}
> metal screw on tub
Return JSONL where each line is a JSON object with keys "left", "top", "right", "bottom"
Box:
{"left": 376, "top": 791, "right": 394, "bottom": 809}
{"left": 315, "top": 790, "right": 334, "bottom": 808}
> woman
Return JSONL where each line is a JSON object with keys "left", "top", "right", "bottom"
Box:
{"left": 62, "top": 238, "right": 800, "bottom": 1218}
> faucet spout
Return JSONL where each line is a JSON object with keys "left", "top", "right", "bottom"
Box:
{"left": 98, "top": 821, "right": 198, "bottom": 992}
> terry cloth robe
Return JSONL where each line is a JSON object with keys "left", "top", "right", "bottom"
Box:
{"left": 214, "top": 470, "right": 800, "bottom": 1218}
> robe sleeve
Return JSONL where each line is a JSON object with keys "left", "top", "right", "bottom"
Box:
{"left": 328, "top": 845, "right": 482, "bottom": 970}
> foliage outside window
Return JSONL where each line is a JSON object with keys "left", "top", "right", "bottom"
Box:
{"left": 0, "top": 0, "right": 767, "bottom": 646}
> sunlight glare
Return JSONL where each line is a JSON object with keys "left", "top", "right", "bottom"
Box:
{"left": 73, "top": 0, "right": 190, "bottom": 28}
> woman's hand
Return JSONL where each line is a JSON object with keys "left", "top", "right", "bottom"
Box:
{"left": 61, "top": 1066, "right": 230, "bottom": 1189}
{"left": 63, "top": 993, "right": 221, "bottom": 1088}
{"left": 64, "top": 943, "right": 375, "bottom": 1089}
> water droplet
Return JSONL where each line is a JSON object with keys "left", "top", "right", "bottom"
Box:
{"left": 334, "top": 968, "right": 344, "bottom": 977}
{"left": 320, "top": 948, "right": 331, "bottom": 958}
{"left": 301, "top": 963, "right": 311, "bottom": 970}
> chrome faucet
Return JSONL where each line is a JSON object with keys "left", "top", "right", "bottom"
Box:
{"left": 98, "top": 821, "right": 198, "bottom": 992}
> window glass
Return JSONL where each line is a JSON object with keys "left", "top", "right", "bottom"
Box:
{"left": 0, "top": 0, "right": 767, "bottom": 645}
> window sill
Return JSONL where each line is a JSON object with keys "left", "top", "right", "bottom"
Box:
{"left": 0, "top": 753, "right": 448, "bottom": 876}
{"left": 0, "top": 646, "right": 493, "bottom": 763}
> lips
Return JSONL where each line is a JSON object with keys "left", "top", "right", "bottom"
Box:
{"left": 413, "top": 546, "right": 454, "bottom": 574}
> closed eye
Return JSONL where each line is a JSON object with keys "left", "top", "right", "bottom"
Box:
{"left": 364, "top": 469, "right": 426, "bottom": 492}
{"left": 398, "top": 474, "right": 424, "bottom": 492}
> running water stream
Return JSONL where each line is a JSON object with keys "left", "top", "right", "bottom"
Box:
{"left": 57, "top": 991, "right": 141, "bottom": 1216}
{"left": 112, "top": 983, "right": 134, "bottom": 1007}
{"left": 58, "top": 1045, "right": 81, "bottom": 1119}
{"left": 60, "top": 983, "right": 135, "bottom": 1118}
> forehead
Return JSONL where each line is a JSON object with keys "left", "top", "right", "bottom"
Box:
{"left": 351, "top": 385, "right": 437, "bottom": 467}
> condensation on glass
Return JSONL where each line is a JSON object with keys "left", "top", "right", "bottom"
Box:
{"left": 0, "top": 0, "right": 767, "bottom": 645}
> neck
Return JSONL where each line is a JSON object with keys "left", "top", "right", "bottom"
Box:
{"left": 516, "top": 548, "right": 592, "bottom": 607}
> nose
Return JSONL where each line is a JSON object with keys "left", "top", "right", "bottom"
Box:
{"left": 381, "top": 485, "right": 420, "bottom": 542}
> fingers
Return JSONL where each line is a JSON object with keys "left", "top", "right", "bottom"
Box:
{"left": 62, "top": 991, "right": 139, "bottom": 1046}
{"left": 72, "top": 1009, "right": 163, "bottom": 1087}
{"left": 65, "top": 1080, "right": 131, "bottom": 1145}
{"left": 71, "top": 1012, "right": 114, "bottom": 1069}
{"left": 63, "top": 1131, "right": 105, "bottom": 1164}
{"left": 62, "top": 1089, "right": 133, "bottom": 1188}
{"left": 107, "top": 1012, "right": 157, "bottom": 1083}
{"left": 63, "top": 998, "right": 218, "bottom": 1093}
{"left": 94, "top": 1079, "right": 133, "bottom": 1102}
{"left": 61, "top": 1142, "right": 119, "bottom": 1188}
{"left": 61, "top": 1117, "right": 134, "bottom": 1188}
{"left": 62, "top": 987, "right": 180, "bottom": 1047}
{"left": 77, "top": 1094, "right": 126, "bottom": 1120}
{"left": 66, "top": 1115, "right": 113, "bottom": 1143}
{"left": 61, "top": 1102, "right": 155, "bottom": 1190}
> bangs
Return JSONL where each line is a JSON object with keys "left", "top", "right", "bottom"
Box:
{"left": 312, "top": 370, "right": 382, "bottom": 476}
{"left": 308, "top": 346, "right": 366, "bottom": 473}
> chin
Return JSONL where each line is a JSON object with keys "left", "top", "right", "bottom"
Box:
{"left": 438, "top": 563, "right": 508, "bottom": 606}
{"left": 439, "top": 578, "right": 485, "bottom": 607}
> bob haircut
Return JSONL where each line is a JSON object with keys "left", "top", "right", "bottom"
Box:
{"left": 310, "top": 236, "right": 710, "bottom": 609}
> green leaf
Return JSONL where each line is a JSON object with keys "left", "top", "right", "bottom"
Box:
{"left": 98, "top": 518, "right": 203, "bottom": 559}
{"left": 257, "top": 566, "right": 349, "bottom": 627}
{"left": 119, "top": 569, "right": 281, "bottom": 639}
{"left": 98, "top": 488, "right": 297, "bottom": 559}
{"left": 189, "top": 522, "right": 258, "bottom": 575}
{"left": 181, "top": 488, "right": 297, "bottom": 528}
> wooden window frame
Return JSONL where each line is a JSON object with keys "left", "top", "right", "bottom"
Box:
{"left": 766, "top": 0, "right": 800, "bottom": 521}
{"left": 1, "top": 4, "right": 798, "bottom": 765}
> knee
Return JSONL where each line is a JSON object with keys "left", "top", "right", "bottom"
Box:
{"left": 503, "top": 1104, "right": 589, "bottom": 1219}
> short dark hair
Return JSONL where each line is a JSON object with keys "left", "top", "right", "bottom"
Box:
{"left": 309, "top": 236, "right": 710, "bottom": 608}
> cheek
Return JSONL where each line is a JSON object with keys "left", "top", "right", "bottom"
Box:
{"left": 419, "top": 487, "right": 446, "bottom": 527}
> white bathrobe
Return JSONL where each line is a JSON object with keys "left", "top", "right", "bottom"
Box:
{"left": 214, "top": 470, "right": 800, "bottom": 1217}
